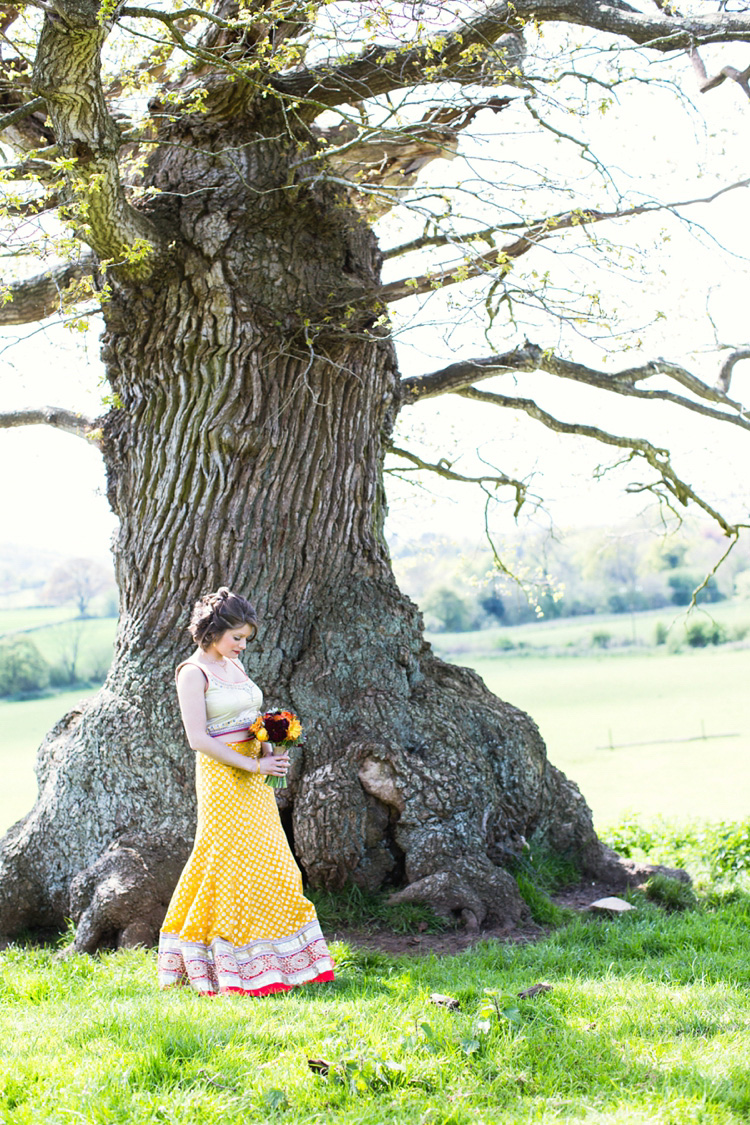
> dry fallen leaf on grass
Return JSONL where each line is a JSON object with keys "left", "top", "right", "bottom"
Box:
{"left": 307, "top": 1058, "right": 332, "bottom": 1076}
{"left": 429, "top": 992, "right": 460, "bottom": 1009}
{"left": 517, "top": 983, "right": 553, "bottom": 999}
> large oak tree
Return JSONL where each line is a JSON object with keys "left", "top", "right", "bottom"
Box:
{"left": 1, "top": 0, "right": 748, "bottom": 949}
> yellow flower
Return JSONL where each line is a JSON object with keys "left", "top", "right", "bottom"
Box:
{"left": 249, "top": 716, "right": 269, "bottom": 741}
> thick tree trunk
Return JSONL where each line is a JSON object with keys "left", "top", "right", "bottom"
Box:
{"left": 0, "top": 103, "right": 638, "bottom": 948}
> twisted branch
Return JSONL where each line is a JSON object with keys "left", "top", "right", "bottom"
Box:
{"left": 456, "top": 384, "right": 742, "bottom": 536}
{"left": 401, "top": 342, "right": 750, "bottom": 427}
{"left": 387, "top": 443, "right": 528, "bottom": 514}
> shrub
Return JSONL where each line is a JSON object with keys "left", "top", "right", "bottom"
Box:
{"left": 654, "top": 621, "right": 668, "bottom": 645}
{"left": 423, "top": 587, "right": 476, "bottom": 633}
{"left": 0, "top": 635, "right": 50, "bottom": 696}
{"left": 686, "top": 620, "right": 726, "bottom": 647}
{"left": 711, "top": 822, "right": 750, "bottom": 877}
{"left": 602, "top": 815, "right": 659, "bottom": 858}
{"left": 591, "top": 630, "right": 611, "bottom": 649}
{"left": 601, "top": 815, "right": 750, "bottom": 883}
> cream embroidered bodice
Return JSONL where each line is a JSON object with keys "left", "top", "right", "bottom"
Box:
{"left": 177, "top": 659, "right": 263, "bottom": 736}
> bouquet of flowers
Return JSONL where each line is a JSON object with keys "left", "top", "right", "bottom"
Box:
{"left": 249, "top": 710, "right": 303, "bottom": 788}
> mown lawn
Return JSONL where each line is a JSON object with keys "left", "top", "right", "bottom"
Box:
{"left": 2, "top": 890, "right": 749, "bottom": 1124}
{"left": 467, "top": 647, "right": 750, "bottom": 824}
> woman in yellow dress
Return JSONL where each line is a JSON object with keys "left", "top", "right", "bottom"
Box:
{"left": 158, "top": 587, "right": 335, "bottom": 996}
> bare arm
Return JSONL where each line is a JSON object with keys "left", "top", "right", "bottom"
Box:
{"left": 176, "top": 665, "right": 286, "bottom": 776}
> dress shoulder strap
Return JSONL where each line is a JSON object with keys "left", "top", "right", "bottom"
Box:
{"left": 227, "top": 657, "right": 249, "bottom": 679}
{"left": 175, "top": 658, "right": 209, "bottom": 685}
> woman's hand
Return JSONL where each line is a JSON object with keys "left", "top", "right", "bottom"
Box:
{"left": 257, "top": 745, "right": 289, "bottom": 778}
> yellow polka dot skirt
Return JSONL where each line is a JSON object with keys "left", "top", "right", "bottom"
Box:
{"left": 158, "top": 745, "right": 334, "bottom": 996}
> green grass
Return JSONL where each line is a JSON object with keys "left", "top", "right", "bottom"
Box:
{"left": 454, "top": 647, "right": 750, "bottom": 825}
{"left": 0, "top": 688, "right": 98, "bottom": 834}
{"left": 2, "top": 891, "right": 750, "bottom": 1123}
{"left": 0, "top": 605, "right": 78, "bottom": 636}
{"left": 308, "top": 884, "right": 450, "bottom": 934}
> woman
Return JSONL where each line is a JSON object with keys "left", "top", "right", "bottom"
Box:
{"left": 157, "top": 587, "right": 335, "bottom": 996}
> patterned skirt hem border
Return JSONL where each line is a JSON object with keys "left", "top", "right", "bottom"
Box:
{"left": 162, "top": 969, "right": 335, "bottom": 998}
{"left": 157, "top": 921, "right": 334, "bottom": 995}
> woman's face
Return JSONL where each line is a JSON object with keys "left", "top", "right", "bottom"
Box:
{"left": 210, "top": 624, "right": 255, "bottom": 661}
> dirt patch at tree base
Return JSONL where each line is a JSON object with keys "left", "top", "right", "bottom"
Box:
{"left": 329, "top": 880, "right": 628, "bottom": 956}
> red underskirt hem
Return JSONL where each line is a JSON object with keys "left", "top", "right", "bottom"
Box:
{"left": 212, "top": 970, "right": 335, "bottom": 997}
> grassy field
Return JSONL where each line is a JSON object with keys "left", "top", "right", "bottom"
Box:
{"left": 465, "top": 648, "right": 750, "bottom": 824}
{"left": 422, "top": 605, "right": 750, "bottom": 824}
{"left": 0, "top": 605, "right": 78, "bottom": 636}
{"left": 0, "top": 609, "right": 116, "bottom": 684}
{"left": 2, "top": 625, "right": 748, "bottom": 833}
{"left": 2, "top": 889, "right": 750, "bottom": 1124}
{"left": 33, "top": 615, "right": 116, "bottom": 673}
{"left": 0, "top": 688, "right": 98, "bottom": 835}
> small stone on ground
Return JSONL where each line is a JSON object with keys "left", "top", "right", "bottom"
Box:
{"left": 588, "top": 896, "right": 635, "bottom": 914}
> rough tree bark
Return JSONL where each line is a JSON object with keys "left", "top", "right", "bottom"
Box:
{"left": 0, "top": 106, "right": 644, "bottom": 948}
{"left": 2, "top": 0, "right": 732, "bottom": 948}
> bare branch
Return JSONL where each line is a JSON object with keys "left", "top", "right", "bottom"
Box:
{"left": 272, "top": 0, "right": 750, "bottom": 114}
{"left": 456, "top": 384, "right": 742, "bottom": 536}
{"left": 272, "top": 19, "right": 524, "bottom": 113}
{"left": 0, "top": 406, "right": 100, "bottom": 444}
{"left": 690, "top": 47, "right": 750, "bottom": 99}
{"left": 0, "top": 95, "right": 46, "bottom": 135}
{"left": 0, "top": 256, "right": 95, "bottom": 325}
{"left": 119, "top": 6, "right": 229, "bottom": 29}
{"left": 533, "top": 0, "right": 750, "bottom": 50}
{"left": 401, "top": 340, "right": 750, "bottom": 432}
{"left": 387, "top": 443, "right": 528, "bottom": 514}
{"left": 401, "top": 348, "right": 535, "bottom": 404}
{"left": 383, "top": 223, "right": 501, "bottom": 261}
{"left": 716, "top": 348, "right": 750, "bottom": 394}
{"left": 381, "top": 179, "right": 750, "bottom": 303}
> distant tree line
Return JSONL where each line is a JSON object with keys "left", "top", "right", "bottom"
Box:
{"left": 392, "top": 519, "right": 750, "bottom": 633}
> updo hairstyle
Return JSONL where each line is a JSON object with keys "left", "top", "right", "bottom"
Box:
{"left": 189, "top": 587, "right": 258, "bottom": 650}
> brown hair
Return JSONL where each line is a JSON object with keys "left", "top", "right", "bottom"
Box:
{"left": 189, "top": 587, "right": 258, "bottom": 649}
